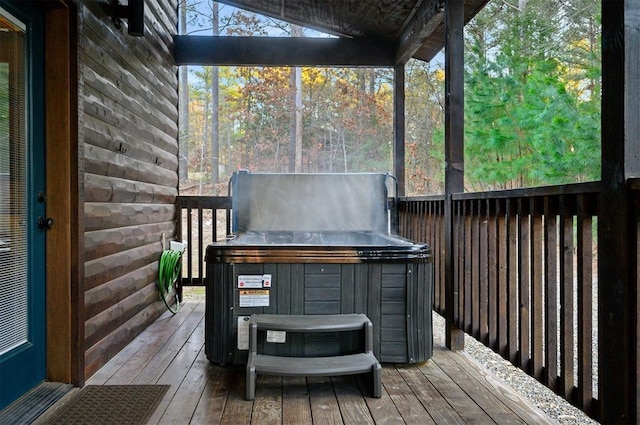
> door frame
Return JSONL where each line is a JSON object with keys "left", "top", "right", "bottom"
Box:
{"left": 42, "top": 0, "right": 82, "bottom": 386}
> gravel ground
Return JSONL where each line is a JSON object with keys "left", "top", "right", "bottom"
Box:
{"left": 432, "top": 313, "right": 597, "bottom": 425}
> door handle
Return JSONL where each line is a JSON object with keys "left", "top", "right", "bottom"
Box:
{"left": 37, "top": 216, "right": 54, "bottom": 231}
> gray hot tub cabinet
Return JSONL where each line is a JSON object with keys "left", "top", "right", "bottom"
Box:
{"left": 204, "top": 255, "right": 433, "bottom": 365}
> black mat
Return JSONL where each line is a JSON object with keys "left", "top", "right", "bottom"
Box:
{"left": 42, "top": 385, "right": 169, "bottom": 425}
{"left": 0, "top": 382, "right": 73, "bottom": 425}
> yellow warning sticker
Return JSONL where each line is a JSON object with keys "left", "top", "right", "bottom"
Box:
{"left": 239, "top": 289, "right": 270, "bottom": 307}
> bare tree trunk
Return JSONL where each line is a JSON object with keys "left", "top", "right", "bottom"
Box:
{"left": 294, "top": 66, "right": 302, "bottom": 171}
{"left": 210, "top": 2, "right": 220, "bottom": 185}
{"left": 200, "top": 106, "right": 209, "bottom": 195}
{"left": 328, "top": 127, "right": 333, "bottom": 172}
{"left": 226, "top": 126, "right": 231, "bottom": 174}
{"left": 290, "top": 24, "right": 303, "bottom": 172}
{"left": 289, "top": 69, "right": 296, "bottom": 172}
{"left": 519, "top": 0, "right": 527, "bottom": 12}
{"left": 368, "top": 69, "right": 376, "bottom": 95}
{"left": 178, "top": 0, "right": 189, "bottom": 183}
{"left": 342, "top": 131, "right": 347, "bottom": 172}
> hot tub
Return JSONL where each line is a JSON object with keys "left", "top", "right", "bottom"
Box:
{"left": 204, "top": 172, "right": 433, "bottom": 365}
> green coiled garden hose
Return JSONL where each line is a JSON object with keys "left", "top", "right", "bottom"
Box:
{"left": 158, "top": 249, "right": 183, "bottom": 313}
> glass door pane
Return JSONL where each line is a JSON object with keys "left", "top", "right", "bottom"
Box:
{"left": 0, "top": 8, "right": 28, "bottom": 357}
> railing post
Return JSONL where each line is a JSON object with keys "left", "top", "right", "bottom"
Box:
{"left": 598, "top": 1, "right": 639, "bottom": 422}
{"left": 393, "top": 64, "right": 405, "bottom": 197}
{"left": 444, "top": 0, "right": 464, "bottom": 350}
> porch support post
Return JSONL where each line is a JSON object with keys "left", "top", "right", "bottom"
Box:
{"left": 598, "top": 0, "right": 639, "bottom": 422}
{"left": 393, "top": 64, "right": 405, "bottom": 197}
{"left": 444, "top": 0, "right": 464, "bottom": 350}
{"left": 44, "top": 1, "right": 82, "bottom": 386}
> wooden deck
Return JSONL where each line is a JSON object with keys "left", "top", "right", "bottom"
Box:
{"left": 73, "top": 301, "right": 552, "bottom": 424}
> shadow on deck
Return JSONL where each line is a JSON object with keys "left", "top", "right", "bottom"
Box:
{"left": 41, "top": 301, "right": 554, "bottom": 424}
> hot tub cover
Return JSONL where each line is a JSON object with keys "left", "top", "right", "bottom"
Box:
{"left": 230, "top": 171, "right": 392, "bottom": 234}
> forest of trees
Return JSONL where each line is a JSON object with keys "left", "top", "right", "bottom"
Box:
{"left": 178, "top": 0, "right": 601, "bottom": 196}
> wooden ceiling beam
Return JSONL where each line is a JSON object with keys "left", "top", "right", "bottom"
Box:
{"left": 174, "top": 36, "right": 396, "bottom": 67}
{"left": 395, "top": 0, "right": 445, "bottom": 64}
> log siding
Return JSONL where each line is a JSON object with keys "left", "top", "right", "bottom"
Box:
{"left": 79, "top": 0, "right": 179, "bottom": 378}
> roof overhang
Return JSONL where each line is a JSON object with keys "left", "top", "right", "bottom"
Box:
{"left": 203, "top": 0, "right": 490, "bottom": 64}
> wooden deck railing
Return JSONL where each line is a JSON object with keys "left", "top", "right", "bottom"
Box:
{"left": 175, "top": 196, "right": 231, "bottom": 286}
{"left": 398, "top": 182, "right": 601, "bottom": 418}
{"left": 177, "top": 181, "right": 628, "bottom": 421}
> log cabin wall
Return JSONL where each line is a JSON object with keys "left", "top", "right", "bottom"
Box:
{"left": 78, "top": 0, "right": 179, "bottom": 378}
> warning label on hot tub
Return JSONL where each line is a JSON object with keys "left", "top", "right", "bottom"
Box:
{"left": 239, "top": 289, "right": 270, "bottom": 307}
{"left": 237, "top": 274, "right": 272, "bottom": 288}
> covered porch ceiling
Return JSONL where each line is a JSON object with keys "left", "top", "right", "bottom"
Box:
{"left": 176, "top": 0, "right": 490, "bottom": 65}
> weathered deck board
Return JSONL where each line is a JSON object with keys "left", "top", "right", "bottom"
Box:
{"left": 333, "top": 376, "right": 376, "bottom": 424}
{"left": 218, "top": 370, "right": 253, "bottom": 424}
{"left": 189, "top": 364, "right": 234, "bottom": 424}
{"left": 433, "top": 346, "right": 528, "bottom": 425}
{"left": 252, "top": 375, "right": 283, "bottom": 425}
{"left": 80, "top": 301, "right": 553, "bottom": 425}
{"left": 282, "top": 376, "right": 313, "bottom": 425}
{"left": 85, "top": 302, "right": 196, "bottom": 384}
{"left": 417, "top": 358, "right": 496, "bottom": 424}
{"left": 395, "top": 364, "right": 466, "bottom": 424}
{"left": 381, "top": 367, "right": 433, "bottom": 424}
{"left": 308, "top": 376, "right": 344, "bottom": 424}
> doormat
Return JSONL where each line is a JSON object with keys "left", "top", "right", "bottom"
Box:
{"left": 42, "top": 385, "right": 169, "bottom": 425}
{"left": 0, "top": 382, "right": 73, "bottom": 424}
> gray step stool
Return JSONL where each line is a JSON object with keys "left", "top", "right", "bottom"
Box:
{"left": 246, "top": 313, "right": 382, "bottom": 400}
